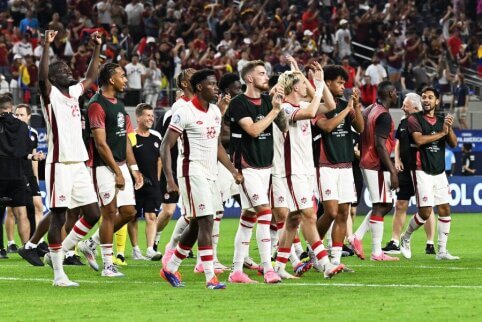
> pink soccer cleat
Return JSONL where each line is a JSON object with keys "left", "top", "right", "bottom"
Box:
{"left": 228, "top": 271, "right": 258, "bottom": 284}
{"left": 323, "top": 262, "right": 345, "bottom": 279}
{"left": 162, "top": 248, "right": 175, "bottom": 268}
{"left": 349, "top": 236, "right": 365, "bottom": 260}
{"left": 193, "top": 263, "right": 224, "bottom": 275}
{"left": 370, "top": 253, "right": 400, "bottom": 261}
{"left": 263, "top": 269, "right": 282, "bottom": 284}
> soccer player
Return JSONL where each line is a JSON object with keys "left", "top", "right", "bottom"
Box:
{"left": 400, "top": 87, "right": 459, "bottom": 260}
{"left": 38, "top": 30, "right": 103, "bottom": 286}
{"left": 274, "top": 62, "right": 347, "bottom": 279}
{"left": 128, "top": 103, "right": 162, "bottom": 261}
{"left": 349, "top": 81, "right": 399, "bottom": 261}
{"left": 79, "top": 62, "right": 143, "bottom": 277}
{"left": 156, "top": 69, "right": 195, "bottom": 257}
{"left": 227, "top": 60, "right": 287, "bottom": 284}
{"left": 160, "top": 69, "right": 242, "bottom": 289}
{"left": 314, "top": 65, "right": 364, "bottom": 268}
{"left": 382, "top": 93, "right": 436, "bottom": 255}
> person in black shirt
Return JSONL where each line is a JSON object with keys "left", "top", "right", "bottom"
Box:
{"left": 381, "top": 93, "right": 436, "bottom": 255}
{"left": 0, "top": 95, "right": 43, "bottom": 258}
{"left": 128, "top": 103, "right": 162, "bottom": 261}
{"left": 461, "top": 143, "right": 476, "bottom": 176}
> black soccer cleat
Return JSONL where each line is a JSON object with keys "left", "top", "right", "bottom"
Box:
{"left": 36, "top": 242, "right": 49, "bottom": 257}
{"left": 7, "top": 244, "right": 19, "bottom": 253}
{"left": 0, "top": 248, "right": 8, "bottom": 259}
{"left": 425, "top": 243, "right": 436, "bottom": 255}
{"left": 187, "top": 250, "right": 194, "bottom": 259}
{"left": 18, "top": 247, "right": 44, "bottom": 266}
{"left": 342, "top": 244, "right": 355, "bottom": 257}
{"left": 382, "top": 240, "right": 401, "bottom": 255}
{"left": 64, "top": 255, "right": 85, "bottom": 266}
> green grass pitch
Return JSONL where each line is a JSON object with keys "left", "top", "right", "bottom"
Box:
{"left": 1, "top": 213, "right": 481, "bottom": 321}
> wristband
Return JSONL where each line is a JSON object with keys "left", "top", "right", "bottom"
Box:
{"left": 314, "top": 82, "right": 324, "bottom": 97}
{"left": 129, "top": 164, "right": 139, "bottom": 172}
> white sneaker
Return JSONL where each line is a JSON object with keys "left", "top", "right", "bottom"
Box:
{"left": 145, "top": 249, "right": 162, "bottom": 261}
{"left": 53, "top": 277, "right": 79, "bottom": 287}
{"left": 400, "top": 234, "right": 412, "bottom": 259}
{"left": 78, "top": 240, "right": 99, "bottom": 271}
{"left": 132, "top": 248, "right": 146, "bottom": 260}
{"left": 436, "top": 251, "right": 460, "bottom": 260}
{"left": 101, "top": 264, "right": 125, "bottom": 277}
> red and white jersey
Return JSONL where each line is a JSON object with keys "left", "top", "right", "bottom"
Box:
{"left": 168, "top": 96, "right": 221, "bottom": 180}
{"left": 273, "top": 101, "right": 315, "bottom": 177}
{"left": 40, "top": 83, "right": 87, "bottom": 164}
{"left": 169, "top": 95, "right": 191, "bottom": 156}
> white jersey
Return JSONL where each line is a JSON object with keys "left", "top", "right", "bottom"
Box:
{"left": 41, "top": 83, "right": 87, "bottom": 164}
{"left": 273, "top": 101, "right": 314, "bottom": 177}
{"left": 168, "top": 96, "right": 191, "bottom": 163}
{"left": 168, "top": 97, "right": 221, "bottom": 180}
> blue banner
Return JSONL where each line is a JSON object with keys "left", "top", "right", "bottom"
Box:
{"left": 36, "top": 127, "right": 48, "bottom": 154}
{"left": 453, "top": 129, "right": 482, "bottom": 152}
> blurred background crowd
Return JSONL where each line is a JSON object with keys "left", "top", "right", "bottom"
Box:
{"left": 0, "top": 0, "right": 481, "bottom": 126}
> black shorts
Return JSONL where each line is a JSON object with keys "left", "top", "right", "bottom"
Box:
{"left": 396, "top": 170, "right": 415, "bottom": 201}
{"left": 26, "top": 176, "right": 41, "bottom": 197}
{"left": 352, "top": 166, "right": 364, "bottom": 207}
{"left": 159, "top": 175, "right": 180, "bottom": 204}
{"left": 0, "top": 179, "right": 27, "bottom": 207}
{"left": 134, "top": 186, "right": 161, "bottom": 217}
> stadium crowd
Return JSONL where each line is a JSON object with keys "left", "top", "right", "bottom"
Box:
{"left": 0, "top": 0, "right": 480, "bottom": 288}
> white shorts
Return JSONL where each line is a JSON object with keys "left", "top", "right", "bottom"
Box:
{"left": 270, "top": 175, "right": 288, "bottom": 208}
{"left": 317, "top": 167, "right": 357, "bottom": 204}
{"left": 283, "top": 174, "right": 315, "bottom": 212}
{"left": 362, "top": 168, "right": 394, "bottom": 204}
{"left": 92, "top": 164, "right": 135, "bottom": 207}
{"left": 412, "top": 170, "right": 451, "bottom": 207}
{"left": 45, "top": 162, "right": 98, "bottom": 209}
{"left": 239, "top": 167, "right": 271, "bottom": 211}
{"left": 179, "top": 176, "right": 222, "bottom": 218}
{"left": 216, "top": 162, "right": 239, "bottom": 202}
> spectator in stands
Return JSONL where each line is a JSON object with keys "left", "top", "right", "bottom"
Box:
{"left": 273, "top": 54, "right": 290, "bottom": 75}
{"left": 47, "top": 12, "right": 64, "bottom": 36}
{"left": 365, "top": 56, "right": 387, "bottom": 86}
{"left": 143, "top": 59, "right": 162, "bottom": 108}
{"left": 125, "top": 0, "right": 144, "bottom": 43}
{"left": 452, "top": 73, "right": 470, "bottom": 129}
{"left": 334, "top": 19, "right": 352, "bottom": 62}
{"left": 360, "top": 74, "right": 377, "bottom": 107}
{"left": 12, "top": 32, "right": 33, "bottom": 58}
{"left": 125, "top": 53, "right": 145, "bottom": 106}
{"left": 0, "top": 34, "right": 9, "bottom": 80}
{"left": 445, "top": 148, "right": 456, "bottom": 176}
{"left": 341, "top": 55, "right": 356, "bottom": 98}
{"left": 33, "top": 35, "right": 56, "bottom": 65}
{"left": 93, "top": 0, "right": 112, "bottom": 32}
{"left": 386, "top": 35, "right": 404, "bottom": 89}
{"left": 461, "top": 143, "right": 476, "bottom": 176}
{"left": 447, "top": 27, "right": 463, "bottom": 61}
{"left": 0, "top": 74, "right": 9, "bottom": 95}
{"left": 18, "top": 10, "right": 38, "bottom": 36}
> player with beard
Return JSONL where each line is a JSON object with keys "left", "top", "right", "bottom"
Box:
{"left": 227, "top": 60, "right": 288, "bottom": 284}
{"left": 160, "top": 69, "right": 242, "bottom": 289}
{"left": 79, "top": 62, "right": 144, "bottom": 277}
{"left": 38, "top": 30, "right": 102, "bottom": 286}
{"left": 400, "top": 87, "right": 458, "bottom": 260}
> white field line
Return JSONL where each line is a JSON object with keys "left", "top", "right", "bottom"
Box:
{"left": 1, "top": 276, "right": 482, "bottom": 289}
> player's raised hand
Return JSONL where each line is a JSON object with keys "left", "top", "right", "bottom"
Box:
{"left": 286, "top": 55, "right": 299, "bottom": 71}
{"left": 91, "top": 31, "right": 102, "bottom": 45}
{"left": 272, "top": 85, "right": 284, "bottom": 110}
{"left": 218, "top": 93, "right": 231, "bottom": 114}
{"left": 45, "top": 30, "right": 58, "bottom": 44}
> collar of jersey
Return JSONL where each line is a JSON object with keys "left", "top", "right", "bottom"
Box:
{"left": 191, "top": 96, "right": 208, "bottom": 113}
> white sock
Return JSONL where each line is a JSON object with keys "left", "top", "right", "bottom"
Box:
{"left": 330, "top": 243, "right": 343, "bottom": 265}
{"left": 437, "top": 216, "right": 451, "bottom": 253}
{"left": 212, "top": 212, "right": 223, "bottom": 261}
{"left": 154, "top": 231, "right": 162, "bottom": 244}
{"left": 100, "top": 244, "right": 114, "bottom": 268}
{"left": 325, "top": 222, "right": 333, "bottom": 248}
{"left": 199, "top": 246, "right": 215, "bottom": 282}
{"left": 167, "top": 243, "right": 191, "bottom": 273}
{"left": 91, "top": 230, "right": 100, "bottom": 247}
{"left": 39, "top": 237, "right": 45, "bottom": 244}
{"left": 8, "top": 240, "right": 15, "bottom": 246}
{"left": 311, "top": 240, "right": 329, "bottom": 270}
{"left": 289, "top": 245, "right": 301, "bottom": 267}
{"left": 62, "top": 217, "right": 92, "bottom": 252}
{"left": 369, "top": 215, "right": 384, "bottom": 256}
{"left": 65, "top": 250, "right": 75, "bottom": 258}
{"left": 256, "top": 210, "right": 274, "bottom": 272}
{"left": 166, "top": 216, "right": 189, "bottom": 251}
{"left": 147, "top": 246, "right": 154, "bottom": 253}
{"left": 232, "top": 214, "right": 255, "bottom": 272}
{"left": 275, "top": 247, "right": 290, "bottom": 272}
{"left": 133, "top": 245, "right": 141, "bottom": 252}
{"left": 293, "top": 236, "right": 304, "bottom": 257}
{"left": 391, "top": 239, "right": 400, "bottom": 247}
{"left": 404, "top": 213, "right": 426, "bottom": 239}
{"left": 25, "top": 241, "right": 37, "bottom": 249}
{"left": 49, "top": 244, "right": 65, "bottom": 280}
{"left": 354, "top": 210, "right": 372, "bottom": 240}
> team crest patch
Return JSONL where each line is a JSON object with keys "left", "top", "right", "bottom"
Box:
{"left": 278, "top": 196, "right": 284, "bottom": 203}
{"left": 301, "top": 197, "right": 307, "bottom": 204}
{"left": 423, "top": 196, "right": 428, "bottom": 202}
{"left": 196, "top": 120, "right": 203, "bottom": 125}
{"left": 104, "top": 193, "right": 111, "bottom": 200}
{"left": 215, "top": 116, "right": 221, "bottom": 124}
{"left": 59, "top": 195, "right": 66, "bottom": 202}
{"left": 154, "top": 142, "right": 159, "bottom": 148}
{"left": 199, "top": 204, "right": 205, "bottom": 211}
{"left": 252, "top": 194, "right": 259, "bottom": 201}
{"left": 324, "top": 189, "right": 331, "bottom": 196}
{"left": 173, "top": 114, "right": 181, "bottom": 124}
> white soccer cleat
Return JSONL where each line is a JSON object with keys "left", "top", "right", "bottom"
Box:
{"left": 101, "top": 264, "right": 125, "bottom": 277}
{"left": 132, "top": 248, "right": 146, "bottom": 260}
{"left": 78, "top": 240, "right": 99, "bottom": 271}
{"left": 322, "top": 262, "right": 345, "bottom": 279}
{"left": 435, "top": 251, "right": 460, "bottom": 260}
{"left": 274, "top": 267, "right": 299, "bottom": 280}
{"left": 53, "top": 277, "right": 79, "bottom": 287}
{"left": 145, "top": 249, "right": 162, "bottom": 261}
{"left": 214, "top": 261, "right": 229, "bottom": 271}
{"left": 400, "top": 234, "right": 412, "bottom": 259}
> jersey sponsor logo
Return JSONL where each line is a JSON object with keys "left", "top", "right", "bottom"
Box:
{"left": 255, "top": 114, "right": 265, "bottom": 122}
{"left": 103, "top": 192, "right": 111, "bottom": 200}
{"left": 117, "top": 112, "right": 125, "bottom": 129}
{"left": 196, "top": 120, "right": 203, "bottom": 125}
{"left": 324, "top": 189, "right": 331, "bottom": 196}
{"left": 59, "top": 195, "right": 66, "bottom": 202}
{"left": 71, "top": 104, "right": 81, "bottom": 118}
{"left": 136, "top": 144, "right": 143, "bottom": 148}
{"left": 215, "top": 116, "right": 221, "bottom": 124}
{"left": 30, "top": 135, "right": 36, "bottom": 141}
{"left": 301, "top": 123, "right": 309, "bottom": 134}
{"left": 172, "top": 114, "right": 181, "bottom": 124}
{"left": 301, "top": 197, "right": 307, "bottom": 204}
{"left": 198, "top": 204, "right": 205, "bottom": 210}
{"left": 278, "top": 196, "right": 284, "bottom": 203}
{"left": 422, "top": 196, "right": 428, "bottom": 202}
{"left": 252, "top": 194, "right": 259, "bottom": 201}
